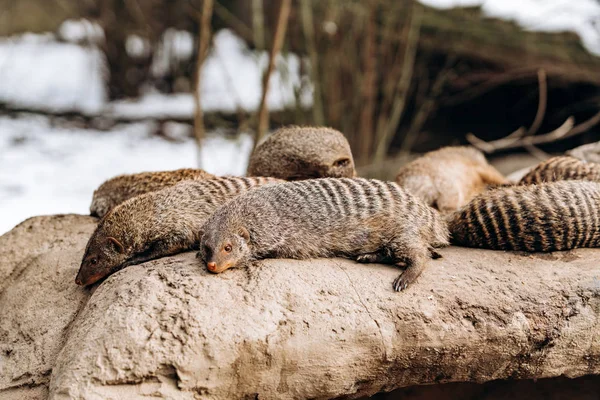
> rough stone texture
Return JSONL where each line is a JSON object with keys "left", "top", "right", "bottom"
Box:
{"left": 1, "top": 215, "right": 600, "bottom": 399}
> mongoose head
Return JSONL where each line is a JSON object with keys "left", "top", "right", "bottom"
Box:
{"left": 247, "top": 126, "right": 356, "bottom": 180}
{"left": 75, "top": 228, "right": 128, "bottom": 286}
{"left": 198, "top": 226, "right": 251, "bottom": 274}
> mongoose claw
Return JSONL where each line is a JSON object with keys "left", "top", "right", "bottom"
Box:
{"left": 392, "top": 274, "right": 409, "bottom": 292}
{"left": 356, "top": 253, "right": 378, "bottom": 263}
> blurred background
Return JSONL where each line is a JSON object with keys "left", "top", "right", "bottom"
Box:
{"left": 0, "top": 0, "right": 600, "bottom": 234}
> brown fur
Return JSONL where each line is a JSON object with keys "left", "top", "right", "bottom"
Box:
{"left": 395, "top": 146, "right": 509, "bottom": 213}
{"left": 90, "top": 168, "right": 215, "bottom": 217}
{"left": 247, "top": 126, "right": 356, "bottom": 180}
{"left": 198, "top": 178, "right": 449, "bottom": 292}
{"left": 448, "top": 181, "right": 600, "bottom": 251}
{"left": 519, "top": 156, "right": 600, "bottom": 185}
{"left": 76, "top": 176, "right": 282, "bottom": 286}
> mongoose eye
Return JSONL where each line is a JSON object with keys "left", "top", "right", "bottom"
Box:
{"left": 90, "top": 258, "right": 98, "bottom": 265}
{"left": 333, "top": 158, "right": 350, "bottom": 168}
{"left": 224, "top": 244, "right": 232, "bottom": 253}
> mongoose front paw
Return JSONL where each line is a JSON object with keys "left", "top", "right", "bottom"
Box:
{"left": 356, "top": 253, "right": 379, "bottom": 263}
{"left": 393, "top": 265, "right": 421, "bottom": 291}
{"left": 392, "top": 273, "right": 411, "bottom": 292}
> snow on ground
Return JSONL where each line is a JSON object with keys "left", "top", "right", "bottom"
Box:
{"left": 0, "top": 33, "right": 106, "bottom": 114}
{"left": 104, "top": 30, "right": 312, "bottom": 118}
{"left": 0, "top": 116, "right": 252, "bottom": 234}
{"left": 0, "top": 29, "right": 310, "bottom": 116}
{"left": 419, "top": 0, "right": 600, "bottom": 55}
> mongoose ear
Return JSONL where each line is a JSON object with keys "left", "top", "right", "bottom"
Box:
{"left": 107, "top": 237, "right": 125, "bottom": 253}
{"left": 238, "top": 227, "right": 250, "bottom": 241}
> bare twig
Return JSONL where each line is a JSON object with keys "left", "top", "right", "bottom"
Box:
{"left": 523, "top": 69, "right": 549, "bottom": 160}
{"left": 252, "top": 0, "right": 266, "bottom": 50}
{"left": 213, "top": 2, "right": 254, "bottom": 43}
{"left": 255, "top": 0, "right": 292, "bottom": 147}
{"left": 399, "top": 56, "right": 456, "bottom": 158}
{"left": 193, "top": 0, "right": 215, "bottom": 167}
{"left": 300, "top": 0, "right": 325, "bottom": 126}
{"left": 357, "top": 0, "right": 377, "bottom": 164}
{"left": 466, "top": 116, "right": 578, "bottom": 153}
{"left": 527, "top": 69, "right": 547, "bottom": 137}
{"left": 373, "top": 2, "right": 422, "bottom": 162}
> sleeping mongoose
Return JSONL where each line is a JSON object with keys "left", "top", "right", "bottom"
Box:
{"left": 90, "top": 168, "right": 216, "bottom": 217}
{"left": 395, "top": 146, "right": 509, "bottom": 213}
{"left": 197, "top": 178, "right": 449, "bottom": 291}
{"left": 76, "top": 176, "right": 282, "bottom": 286}
{"left": 247, "top": 126, "right": 356, "bottom": 180}
{"left": 448, "top": 181, "right": 600, "bottom": 252}
{"left": 519, "top": 156, "right": 600, "bottom": 185}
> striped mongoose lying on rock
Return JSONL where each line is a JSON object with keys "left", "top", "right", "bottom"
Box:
{"left": 395, "top": 146, "right": 509, "bottom": 213}
{"left": 90, "top": 168, "right": 216, "bottom": 218}
{"left": 247, "top": 126, "right": 356, "bottom": 180}
{"left": 198, "top": 178, "right": 449, "bottom": 292}
{"left": 448, "top": 181, "right": 600, "bottom": 252}
{"left": 77, "top": 176, "right": 282, "bottom": 286}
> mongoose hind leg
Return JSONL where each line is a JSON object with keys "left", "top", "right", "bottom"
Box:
{"left": 389, "top": 242, "right": 429, "bottom": 292}
{"left": 428, "top": 246, "right": 443, "bottom": 259}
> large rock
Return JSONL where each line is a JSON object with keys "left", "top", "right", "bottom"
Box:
{"left": 1, "top": 215, "right": 600, "bottom": 399}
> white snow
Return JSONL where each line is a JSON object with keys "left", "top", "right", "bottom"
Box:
{"left": 0, "top": 34, "right": 107, "bottom": 114}
{"left": 0, "top": 116, "right": 252, "bottom": 234}
{"left": 58, "top": 19, "right": 104, "bottom": 44}
{"left": 419, "top": 0, "right": 600, "bottom": 54}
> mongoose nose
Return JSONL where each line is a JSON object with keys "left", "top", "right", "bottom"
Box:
{"left": 207, "top": 262, "right": 217, "bottom": 272}
{"left": 75, "top": 275, "right": 82, "bottom": 285}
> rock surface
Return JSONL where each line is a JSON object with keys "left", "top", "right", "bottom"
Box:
{"left": 1, "top": 215, "right": 600, "bottom": 399}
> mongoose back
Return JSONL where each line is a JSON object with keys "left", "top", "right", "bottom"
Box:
{"left": 198, "top": 178, "right": 449, "bottom": 291}
{"left": 247, "top": 126, "right": 356, "bottom": 180}
{"left": 76, "top": 176, "right": 282, "bottom": 286}
{"left": 90, "top": 168, "right": 216, "bottom": 217}
{"left": 519, "top": 156, "right": 600, "bottom": 185}
{"left": 448, "top": 181, "right": 600, "bottom": 252}
{"left": 395, "top": 146, "right": 509, "bottom": 213}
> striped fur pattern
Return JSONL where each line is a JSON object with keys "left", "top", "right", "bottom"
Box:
{"left": 519, "top": 156, "right": 600, "bottom": 185}
{"left": 90, "top": 168, "right": 216, "bottom": 218}
{"left": 396, "top": 146, "right": 509, "bottom": 213}
{"left": 448, "top": 181, "right": 600, "bottom": 252}
{"left": 247, "top": 126, "right": 356, "bottom": 180}
{"left": 198, "top": 178, "right": 449, "bottom": 291}
{"left": 76, "top": 176, "right": 282, "bottom": 286}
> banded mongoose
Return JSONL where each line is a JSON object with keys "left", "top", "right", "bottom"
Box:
{"left": 90, "top": 168, "right": 216, "bottom": 218}
{"left": 247, "top": 126, "right": 356, "bottom": 180}
{"left": 197, "top": 178, "right": 449, "bottom": 291}
{"left": 395, "top": 146, "right": 509, "bottom": 213}
{"left": 448, "top": 181, "right": 600, "bottom": 252}
{"left": 519, "top": 156, "right": 600, "bottom": 185}
{"left": 76, "top": 176, "right": 282, "bottom": 286}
